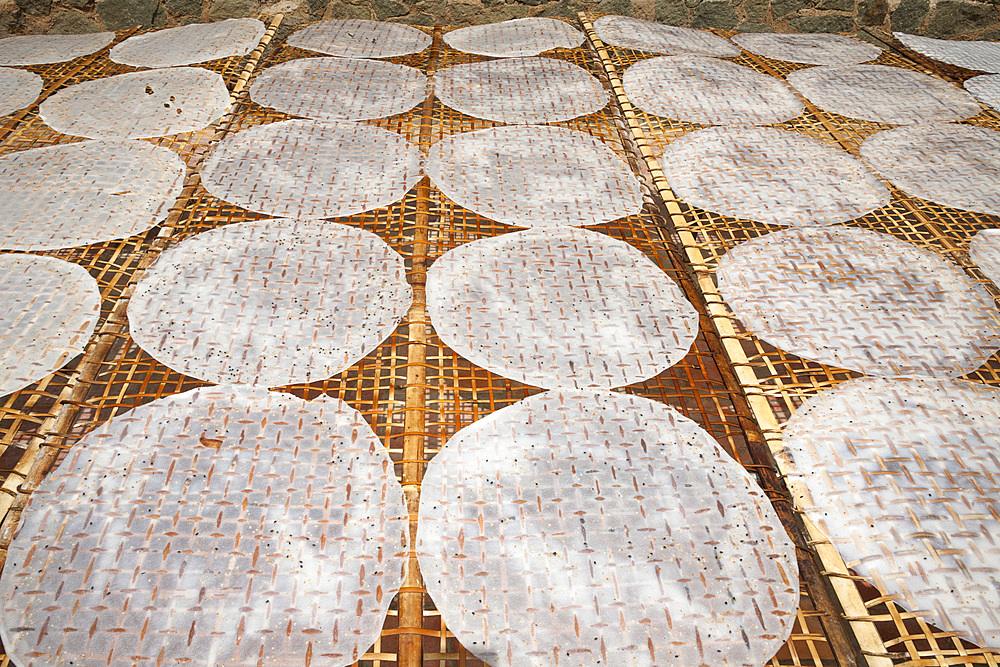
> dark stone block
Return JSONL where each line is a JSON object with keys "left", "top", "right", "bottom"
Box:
{"left": 924, "top": 0, "right": 996, "bottom": 37}
{"left": 889, "top": 0, "right": 928, "bottom": 33}
{"left": 166, "top": 0, "right": 201, "bottom": 15}
{"left": 769, "top": 0, "right": 799, "bottom": 18}
{"left": 816, "top": 0, "right": 851, "bottom": 11}
{"left": 208, "top": 0, "right": 259, "bottom": 20}
{"left": 48, "top": 9, "right": 102, "bottom": 32}
{"left": 656, "top": 0, "right": 688, "bottom": 22}
{"left": 741, "top": 0, "right": 768, "bottom": 21}
{"left": 736, "top": 19, "right": 772, "bottom": 28}
{"left": 373, "top": 0, "right": 406, "bottom": 17}
{"left": 788, "top": 12, "right": 854, "bottom": 30}
{"left": 98, "top": 0, "right": 161, "bottom": 28}
{"left": 15, "top": 0, "right": 50, "bottom": 16}
{"left": 326, "top": 1, "right": 368, "bottom": 17}
{"left": 692, "top": 0, "right": 737, "bottom": 28}
{"left": 596, "top": 0, "right": 629, "bottom": 13}
{"left": 858, "top": 0, "right": 887, "bottom": 25}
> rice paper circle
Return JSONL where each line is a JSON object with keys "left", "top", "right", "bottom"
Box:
{"left": 287, "top": 19, "right": 430, "bottom": 59}
{"left": 427, "top": 125, "right": 643, "bottom": 227}
{"left": 593, "top": 14, "right": 740, "bottom": 57}
{"left": 0, "top": 255, "right": 99, "bottom": 398}
{"left": 895, "top": 31, "right": 1000, "bottom": 73}
{"left": 418, "top": 389, "right": 799, "bottom": 667}
{"left": 426, "top": 227, "right": 698, "bottom": 389}
{"left": 971, "top": 229, "right": 1000, "bottom": 285}
{"left": 129, "top": 218, "right": 412, "bottom": 387}
{"left": 731, "top": 32, "right": 881, "bottom": 66}
{"left": 433, "top": 56, "right": 607, "bottom": 124}
{"left": 779, "top": 377, "right": 1000, "bottom": 648}
{"left": 200, "top": 119, "right": 423, "bottom": 219}
{"left": 0, "top": 140, "right": 185, "bottom": 251}
{"left": 660, "top": 126, "right": 890, "bottom": 225}
{"left": 0, "top": 32, "right": 114, "bottom": 66}
{"left": 0, "top": 385, "right": 409, "bottom": 666}
{"left": 786, "top": 64, "right": 980, "bottom": 124}
{"left": 250, "top": 57, "right": 427, "bottom": 122}
{"left": 623, "top": 55, "right": 803, "bottom": 125}
{"left": 109, "top": 18, "right": 265, "bottom": 68}
{"left": 716, "top": 227, "right": 1000, "bottom": 377}
{"left": 442, "top": 18, "right": 583, "bottom": 57}
{"left": 861, "top": 123, "right": 1000, "bottom": 216}
{"left": 40, "top": 67, "right": 230, "bottom": 139}
{"left": 964, "top": 74, "right": 1000, "bottom": 112}
{"left": 0, "top": 67, "right": 41, "bottom": 117}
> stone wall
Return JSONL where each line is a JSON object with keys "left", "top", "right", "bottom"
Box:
{"left": 0, "top": 0, "right": 998, "bottom": 46}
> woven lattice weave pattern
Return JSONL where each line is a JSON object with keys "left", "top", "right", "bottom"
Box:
{"left": 0, "top": 386, "right": 410, "bottom": 666}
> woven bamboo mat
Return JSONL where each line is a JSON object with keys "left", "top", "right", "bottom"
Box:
{"left": 0, "top": 12, "right": 995, "bottom": 667}
{"left": 581, "top": 13, "right": 1000, "bottom": 667}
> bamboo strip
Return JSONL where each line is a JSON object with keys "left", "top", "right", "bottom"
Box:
{"left": 398, "top": 25, "right": 443, "bottom": 667}
{"left": 579, "top": 13, "right": 893, "bottom": 667}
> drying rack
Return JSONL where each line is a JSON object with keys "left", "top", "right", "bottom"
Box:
{"left": 0, "top": 12, "right": 995, "bottom": 667}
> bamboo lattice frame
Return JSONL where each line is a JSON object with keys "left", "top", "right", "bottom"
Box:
{"left": 0, "top": 11, "right": 994, "bottom": 667}
{"left": 579, "top": 13, "right": 1000, "bottom": 667}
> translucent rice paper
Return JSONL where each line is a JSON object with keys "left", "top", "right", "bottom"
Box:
{"left": 418, "top": 389, "right": 799, "bottom": 667}
{"left": 287, "top": 18, "right": 430, "bottom": 58}
{"left": 623, "top": 55, "right": 803, "bottom": 125}
{"left": 660, "top": 126, "right": 890, "bottom": 225}
{"left": 0, "top": 32, "right": 114, "bottom": 66}
{"left": 129, "top": 218, "right": 412, "bottom": 387}
{"left": 0, "top": 255, "right": 99, "bottom": 398}
{"left": 110, "top": 18, "right": 265, "bottom": 68}
{"left": 426, "top": 227, "right": 698, "bottom": 389}
{"left": 786, "top": 64, "right": 980, "bottom": 124}
{"left": 427, "top": 125, "right": 643, "bottom": 227}
{"left": 594, "top": 14, "right": 740, "bottom": 57}
{"left": 250, "top": 57, "right": 427, "bottom": 122}
{"left": 442, "top": 17, "right": 583, "bottom": 57}
{"left": 0, "top": 385, "right": 409, "bottom": 667}
{"left": 0, "top": 67, "right": 41, "bottom": 117}
{"left": 200, "top": 119, "right": 423, "bottom": 219}
{"left": 970, "top": 228, "right": 1000, "bottom": 285}
{"left": 964, "top": 73, "right": 1000, "bottom": 112}
{"left": 40, "top": 66, "right": 230, "bottom": 139}
{"left": 716, "top": 227, "right": 1000, "bottom": 377}
{"left": 731, "top": 32, "right": 881, "bottom": 66}
{"left": 433, "top": 56, "right": 607, "bottom": 124}
{"left": 895, "top": 31, "right": 1000, "bottom": 73}
{"left": 861, "top": 123, "right": 1000, "bottom": 216}
{"left": 0, "top": 140, "right": 185, "bottom": 251}
{"left": 779, "top": 377, "right": 1000, "bottom": 648}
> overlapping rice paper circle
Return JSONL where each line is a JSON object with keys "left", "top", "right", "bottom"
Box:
{"left": 40, "top": 66, "right": 231, "bottom": 139}
{"left": 128, "top": 218, "right": 413, "bottom": 387}
{"left": 594, "top": 14, "right": 740, "bottom": 56}
{"left": 200, "top": 119, "right": 423, "bottom": 219}
{"left": 0, "top": 32, "right": 114, "bottom": 65}
{"left": 0, "top": 140, "right": 185, "bottom": 251}
{"left": 0, "top": 255, "right": 100, "bottom": 398}
{"left": 780, "top": 377, "right": 1000, "bottom": 648}
{"left": 433, "top": 56, "right": 607, "bottom": 124}
{"left": 287, "top": 18, "right": 431, "bottom": 58}
{"left": 623, "top": 55, "right": 803, "bottom": 125}
{"left": 731, "top": 32, "right": 881, "bottom": 65}
{"left": 426, "top": 125, "right": 642, "bottom": 227}
{"left": 250, "top": 57, "right": 428, "bottom": 121}
{"left": 426, "top": 227, "right": 699, "bottom": 389}
{"left": 110, "top": 18, "right": 266, "bottom": 68}
{"left": 716, "top": 226, "right": 1000, "bottom": 377}
{"left": 442, "top": 17, "right": 583, "bottom": 57}
{"left": 0, "top": 67, "right": 42, "bottom": 118}
{"left": 895, "top": 31, "right": 1000, "bottom": 73}
{"left": 0, "top": 385, "right": 410, "bottom": 666}
{"left": 418, "top": 389, "right": 799, "bottom": 667}
{"left": 660, "top": 126, "right": 890, "bottom": 225}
